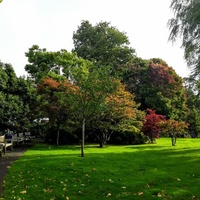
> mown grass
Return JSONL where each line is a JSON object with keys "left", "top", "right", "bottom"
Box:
{"left": 1, "top": 138, "right": 200, "bottom": 200}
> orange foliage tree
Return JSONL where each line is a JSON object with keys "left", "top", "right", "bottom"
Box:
{"left": 92, "top": 81, "right": 144, "bottom": 147}
{"left": 37, "top": 74, "right": 77, "bottom": 146}
{"left": 160, "top": 119, "right": 188, "bottom": 146}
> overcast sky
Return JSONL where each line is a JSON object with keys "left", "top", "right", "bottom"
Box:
{"left": 0, "top": 0, "right": 190, "bottom": 77}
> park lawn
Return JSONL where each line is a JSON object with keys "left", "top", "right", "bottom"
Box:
{"left": 1, "top": 138, "right": 200, "bottom": 200}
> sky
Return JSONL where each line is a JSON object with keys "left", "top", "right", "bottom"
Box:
{"left": 0, "top": 0, "right": 190, "bottom": 77}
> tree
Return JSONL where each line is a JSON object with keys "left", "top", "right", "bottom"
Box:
{"left": 0, "top": 93, "right": 25, "bottom": 132}
{"left": 91, "top": 81, "right": 144, "bottom": 147}
{"left": 168, "top": 0, "right": 200, "bottom": 78}
{"left": 142, "top": 109, "right": 166, "bottom": 143}
{"left": 120, "top": 57, "right": 188, "bottom": 121}
{"left": 160, "top": 119, "right": 188, "bottom": 146}
{"left": 67, "top": 64, "right": 119, "bottom": 156}
{"left": 183, "top": 77, "right": 200, "bottom": 137}
{"left": 37, "top": 73, "right": 76, "bottom": 146}
{"left": 25, "top": 45, "right": 62, "bottom": 81}
{"left": 0, "top": 62, "right": 35, "bottom": 132}
{"left": 72, "top": 20, "right": 135, "bottom": 71}
{"left": 25, "top": 45, "right": 88, "bottom": 82}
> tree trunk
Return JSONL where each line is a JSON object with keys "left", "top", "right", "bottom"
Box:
{"left": 81, "top": 119, "right": 85, "bottom": 157}
{"left": 171, "top": 136, "right": 176, "bottom": 146}
{"left": 99, "top": 141, "right": 104, "bottom": 148}
{"left": 149, "top": 132, "right": 155, "bottom": 144}
{"left": 56, "top": 123, "right": 60, "bottom": 146}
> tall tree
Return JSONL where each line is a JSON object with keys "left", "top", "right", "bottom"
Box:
{"left": 25, "top": 45, "right": 62, "bottom": 81}
{"left": 37, "top": 74, "right": 75, "bottom": 146}
{"left": 120, "top": 58, "right": 188, "bottom": 121}
{"left": 68, "top": 64, "right": 119, "bottom": 156}
{"left": 25, "top": 45, "right": 85, "bottom": 82}
{"left": 72, "top": 20, "right": 135, "bottom": 71}
{"left": 183, "top": 77, "right": 200, "bottom": 137}
{"left": 0, "top": 62, "right": 35, "bottom": 132}
{"left": 168, "top": 0, "right": 200, "bottom": 78}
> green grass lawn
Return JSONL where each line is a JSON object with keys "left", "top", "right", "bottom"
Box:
{"left": 1, "top": 138, "right": 200, "bottom": 200}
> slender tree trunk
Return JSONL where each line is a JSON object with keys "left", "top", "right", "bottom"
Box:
{"left": 56, "top": 124, "right": 60, "bottom": 146}
{"left": 150, "top": 132, "right": 155, "bottom": 144}
{"left": 81, "top": 119, "right": 85, "bottom": 157}
{"left": 171, "top": 135, "right": 176, "bottom": 146}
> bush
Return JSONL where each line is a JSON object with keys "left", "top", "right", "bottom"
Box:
{"left": 45, "top": 128, "right": 80, "bottom": 145}
{"left": 109, "top": 130, "right": 147, "bottom": 145}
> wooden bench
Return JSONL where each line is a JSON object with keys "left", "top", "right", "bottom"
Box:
{"left": 0, "top": 135, "right": 13, "bottom": 156}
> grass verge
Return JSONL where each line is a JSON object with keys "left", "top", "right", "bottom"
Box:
{"left": 2, "top": 138, "right": 200, "bottom": 200}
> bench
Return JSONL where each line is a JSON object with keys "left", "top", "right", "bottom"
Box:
{"left": 0, "top": 144, "right": 3, "bottom": 157}
{"left": 13, "top": 133, "right": 24, "bottom": 146}
{"left": 0, "top": 135, "right": 13, "bottom": 156}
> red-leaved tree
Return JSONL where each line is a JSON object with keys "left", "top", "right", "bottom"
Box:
{"left": 142, "top": 109, "right": 166, "bottom": 143}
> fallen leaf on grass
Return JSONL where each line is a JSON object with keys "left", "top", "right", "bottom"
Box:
{"left": 157, "top": 193, "right": 162, "bottom": 197}
{"left": 146, "top": 184, "right": 150, "bottom": 188}
{"left": 43, "top": 188, "right": 53, "bottom": 193}
{"left": 106, "top": 193, "right": 112, "bottom": 197}
{"left": 138, "top": 192, "right": 143, "bottom": 196}
{"left": 20, "top": 190, "right": 27, "bottom": 194}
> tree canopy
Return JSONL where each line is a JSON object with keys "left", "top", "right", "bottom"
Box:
{"left": 72, "top": 20, "right": 135, "bottom": 71}
{"left": 168, "top": 0, "right": 200, "bottom": 78}
{"left": 120, "top": 57, "right": 188, "bottom": 121}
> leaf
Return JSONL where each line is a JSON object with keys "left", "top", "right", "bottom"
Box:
{"left": 157, "top": 193, "right": 162, "bottom": 197}
{"left": 20, "top": 190, "right": 27, "bottom": 194}
{"left": 106, "top": 193, "right": 112, "bottom": 197}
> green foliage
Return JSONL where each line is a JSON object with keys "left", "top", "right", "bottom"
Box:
{"left": 183, "top": 78, "right": 200, "bottom": 137}
{"left": 187, "top": 108, "right": 200, "bottom": 137}
{"left": 0, "top": 62, "right": 35, "bottom": 132}
{"left": 168, "top": 0, "right": 200, "bottom": 78}
{"left": 109, "top": 119, "right": 147, "bottom": 144}
{"left": 72, "top": 20, "right": 135, "bottom": 71}
{"left": 120, "top": 57, "right": 188, "bottom": 120}
{"left": 2, "top": 139, "right": 200, "bottom": 199}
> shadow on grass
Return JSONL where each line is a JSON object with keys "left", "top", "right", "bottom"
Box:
{"left": 3, "top": 140, "right": 200, "bottom": 200}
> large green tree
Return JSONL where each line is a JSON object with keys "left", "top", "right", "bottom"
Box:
{"left": 67, "top": 64, "right": 119, "bottom": 156}
{"left": 120, "top": 58, "right": 188, "bottom": 121}
{"left": 168, "top": 0, "right": 200, "bottom": 78}
{"left": 0, "top": 62, "right": 35, "bottom": 132}
{"left": 72, "top": 20, "right": 135, "bottom": 71}
{"left": 183, "top": 77, "right": 200, "bottom": 137}
{"left": 25, "top": 45, "right": 63, "bottom": 81}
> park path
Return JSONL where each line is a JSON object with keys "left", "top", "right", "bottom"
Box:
{"left": 0, "top": 146, "right": 29, "bottom": 197}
